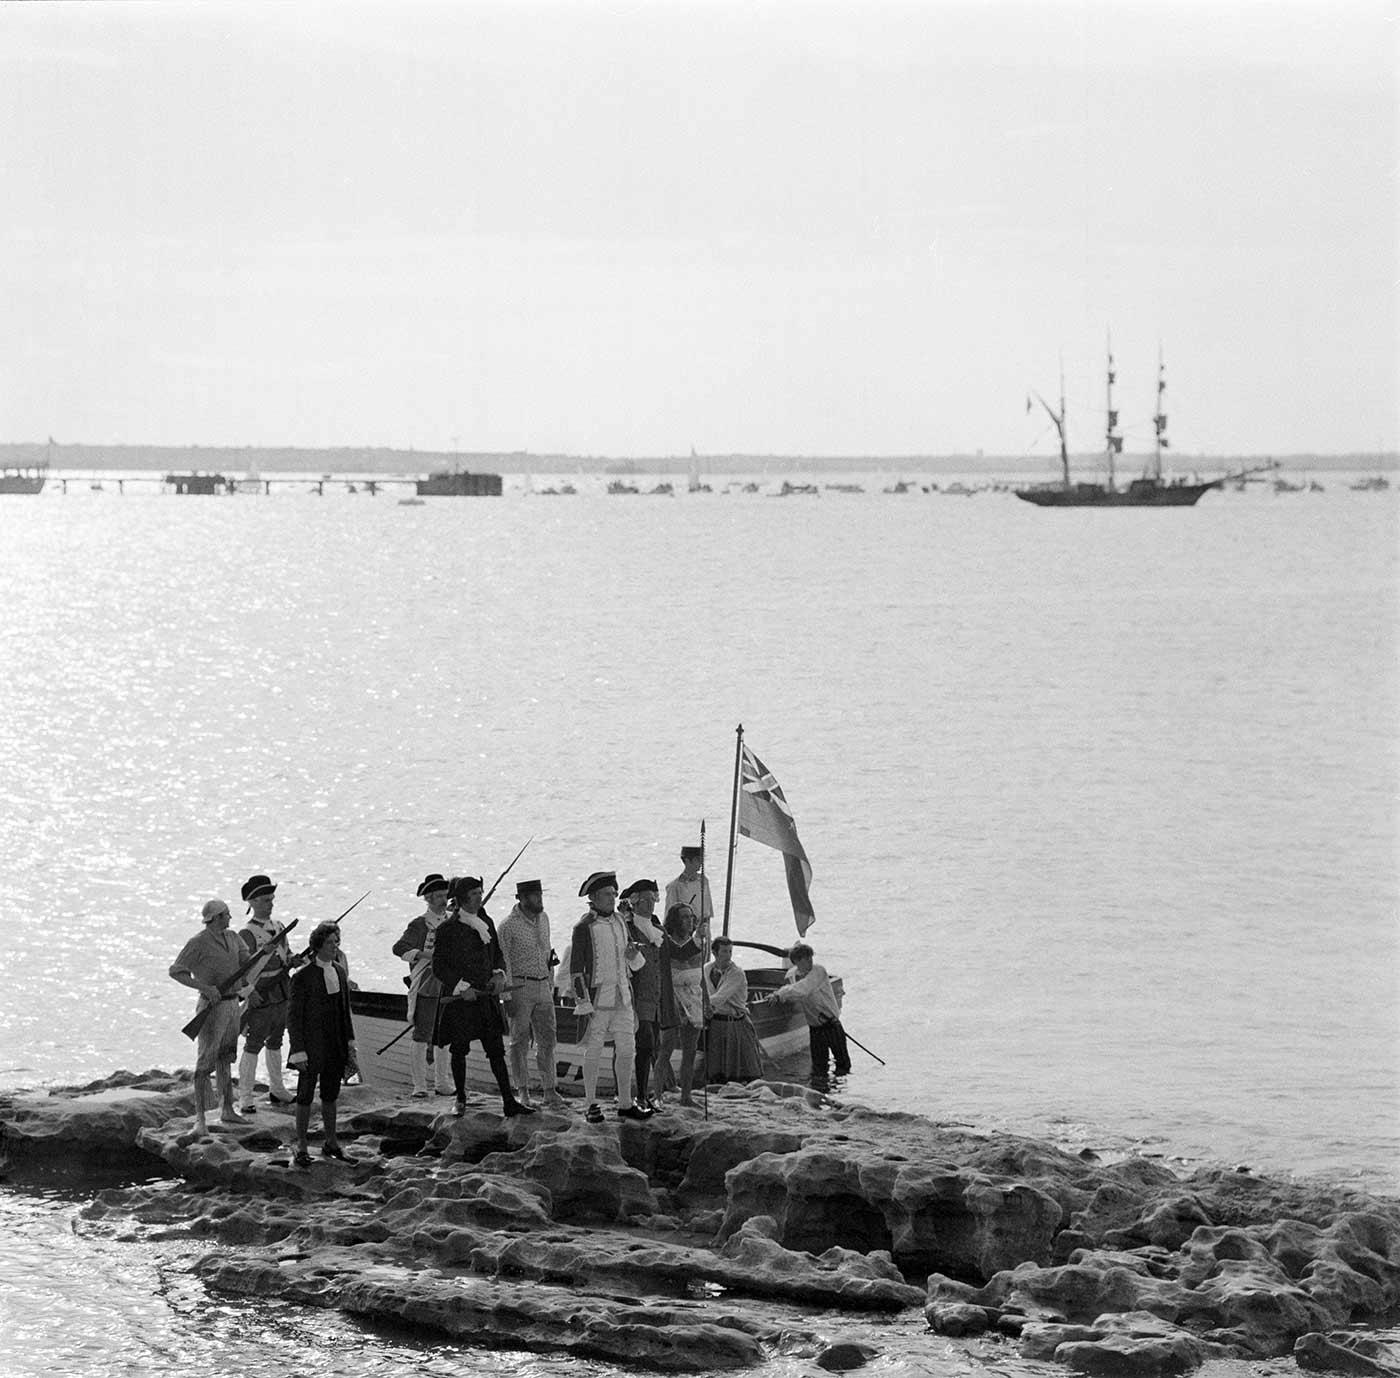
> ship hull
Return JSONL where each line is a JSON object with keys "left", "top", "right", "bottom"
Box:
{"left": 1016, "top": 479, "right": 1220, "bottom": 507}
{"left": 350, "top": 965, "right": 827, "bottom": 1099}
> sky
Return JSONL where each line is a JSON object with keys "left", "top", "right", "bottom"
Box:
{"left": 3, "top": 0, "right": 1396, "bottom": 458}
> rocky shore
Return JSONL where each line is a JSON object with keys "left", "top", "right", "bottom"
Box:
{"left": 2, "top": 1071, "right": 1397, "bottom": 1375}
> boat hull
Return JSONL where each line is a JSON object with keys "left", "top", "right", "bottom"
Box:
{"left": 1016, "top": 478, "right": 1221, "bottom": 507}
{"left": 350, "top": 966, "right": 827, "bottom": 1098}
{"left": 0, "top": 474, "right": 46, "bottom": 495}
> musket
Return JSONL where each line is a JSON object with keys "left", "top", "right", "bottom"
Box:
{"left": 700, "top": 819, "right": 709, "bottom": 1123}
{"left": 291, "top": 890, "right": 372, "bottom": 962}
{"left": 181, "top": 919, "right": 301, "bottom": 1040}
{"left": 482, "top": 837, "right": 533, "bottom": 906}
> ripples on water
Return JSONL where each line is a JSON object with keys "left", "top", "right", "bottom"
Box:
{"left": 0, "top": 482, "right": 1395, "bottom": 1371}
{"left": 0, "top": 1183, "right": 623, "bottom": 1377}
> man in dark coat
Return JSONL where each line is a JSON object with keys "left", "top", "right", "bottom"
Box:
{"left": 621, "top": 879, "right": 672, "bottom": 1112}
{"left": 432, "top": 875, "right": 537, "bottom": 1118}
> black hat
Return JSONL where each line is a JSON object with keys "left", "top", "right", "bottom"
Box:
{"left": 416, "top": 872, "right": 448, "bottom": 897}
{"left": 515, "top": 879, "right": 543, "bottom": 899}
{"left": 620, "top": 879, "right": 659, "bottom": 901}
{"left": 578, "top": 870, "right": 618, "bottom": 897}
{"left": 680, "top": 845, "right": 703, "bottom": 861}
{"left": 241, "top": 874, "right": 276, "bottom": 905}
{"left": 447, "top": 875, "right": 483, "bottom": 906}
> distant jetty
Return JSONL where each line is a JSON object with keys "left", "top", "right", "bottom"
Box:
{"left": 26, "top": 467, "right": 503, "bottom": 497}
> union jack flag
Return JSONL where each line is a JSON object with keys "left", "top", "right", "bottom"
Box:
{"left": 738, "top": 743, "right": 815, "bottom": 935}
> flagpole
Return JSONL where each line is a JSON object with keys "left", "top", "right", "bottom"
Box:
{"left": 721, "top": 722, "right": 744, "bottom": 938}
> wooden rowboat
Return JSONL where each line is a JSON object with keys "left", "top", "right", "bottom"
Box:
{"left": 350, "top": 965, "right": 838, "bottom": 1099}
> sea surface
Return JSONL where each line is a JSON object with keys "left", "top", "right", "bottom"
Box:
{"left": 1, "top": 475, "right": 1396, "bottom": 1375}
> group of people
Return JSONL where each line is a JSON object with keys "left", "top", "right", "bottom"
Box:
{"left": 393, "top": 845, "right": 768, "bottom": 1124}
{"left": 170, "top": 846, "right": 851, "bottom": 1149}
{"left": 168, "top": 873, "right": 355, "bottom": 1165}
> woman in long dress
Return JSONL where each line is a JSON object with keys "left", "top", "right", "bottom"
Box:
{"left": 703, "top": 936, "right": 764, "bottom": 1082}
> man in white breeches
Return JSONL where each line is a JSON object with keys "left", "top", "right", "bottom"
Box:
{"left": 569, "top": 870, "right": 650, "bottom": 1124}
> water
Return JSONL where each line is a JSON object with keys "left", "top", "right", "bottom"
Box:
{"left": 1, "top": 478, "right": 1396, "bottom": 1372}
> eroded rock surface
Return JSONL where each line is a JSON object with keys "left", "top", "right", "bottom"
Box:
{"left": 5, "top": 1069, "right": 1398, "bottom": 1374}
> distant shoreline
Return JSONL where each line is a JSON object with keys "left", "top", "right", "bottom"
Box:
{"left": 3, "top": 443, "right": 1395, "bottom": 478}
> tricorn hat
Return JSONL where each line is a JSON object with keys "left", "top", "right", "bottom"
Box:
{"left": 447, "top": 875, "right": 484, "bottom": 906}
{"left": 416, "top": 872, "right": 448, "bottom": 897}
{"left": 515, "top": 879, "right": 543, "bottom": 899}
{"left": 241, "top": 873, "right": 276, "bottom": 906}
{"left": 620, "top": 878, "right": 659, "bottom": 901}
{"left": 680, "top": 845, "right": 703, "bottom": 861}
{"left": 578, "top": 870, "right": 618, "bottom": 898}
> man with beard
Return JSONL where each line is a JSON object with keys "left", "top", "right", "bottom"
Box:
{"left": 620, "top": 879, "right": 671, "bottom": 1113}
{"left": 432, "top": 874, "right": 538, "bottom": 1118}
{"left": 236, "top": 873, "right": 305, "bottom": 1112}
{"left": 392, "top": 872, "right": 453, "bottom": 1098}
{"left": 569, "top": 871, "right": 650, "bottom": 1124}
{"left": 498, "top": 878, "right": 566, "bottom": 1111}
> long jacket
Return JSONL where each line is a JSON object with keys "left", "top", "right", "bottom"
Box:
{"left": 432, "top": 910, "right": 505, "bottom": 997}
{"left": 288, "top": 959, "right": 354, "bottom": 1070}
{"left": 393, "top": 911, "right": 445, "bottom": 999}
{"left": 626, "top": 913, "right": 676, "bottom": 1027}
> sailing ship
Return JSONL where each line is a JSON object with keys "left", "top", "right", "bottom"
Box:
{"left": 1016, "top": 346, "right": 1271, "bottom": 507}
{"left": 350, "top": 730, "right": 835, "bottom": 1100}
{"left": 0, "top": 438, "right": 51, "bottom": 495}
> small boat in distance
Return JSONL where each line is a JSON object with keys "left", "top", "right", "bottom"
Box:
{"left": 1016, "top": 346, "right": 1274, "bottom": 507}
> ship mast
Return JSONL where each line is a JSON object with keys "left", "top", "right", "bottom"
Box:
{"left": 1153, "top": 347, "right": 1168, "bottom": 479}
{"left": 1032, "top": 359, "right": 1071, "bottom": 487}
{"left": 1104, "top": 335, "right": 1122, "bottom": 492}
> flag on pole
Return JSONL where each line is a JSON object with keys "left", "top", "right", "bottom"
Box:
{"left": 737, "top": 743, "right": 815, "bottom": 935}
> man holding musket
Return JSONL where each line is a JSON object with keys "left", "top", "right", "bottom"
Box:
{"left": 169, "top": 898, "right": 247, "bottom": 1135}
{"left": 236, "top": 873, "right": 305, "bottom": 1112}
{"left": 392, "top": 872, "right": 453, "bottom": 1098}
{"left": 432, "top": 874, "right": 538, "bottom": 1118}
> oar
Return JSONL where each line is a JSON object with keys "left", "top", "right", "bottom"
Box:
{"left": 843, "top": 1029, "right": 886, "bottom": 1066}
